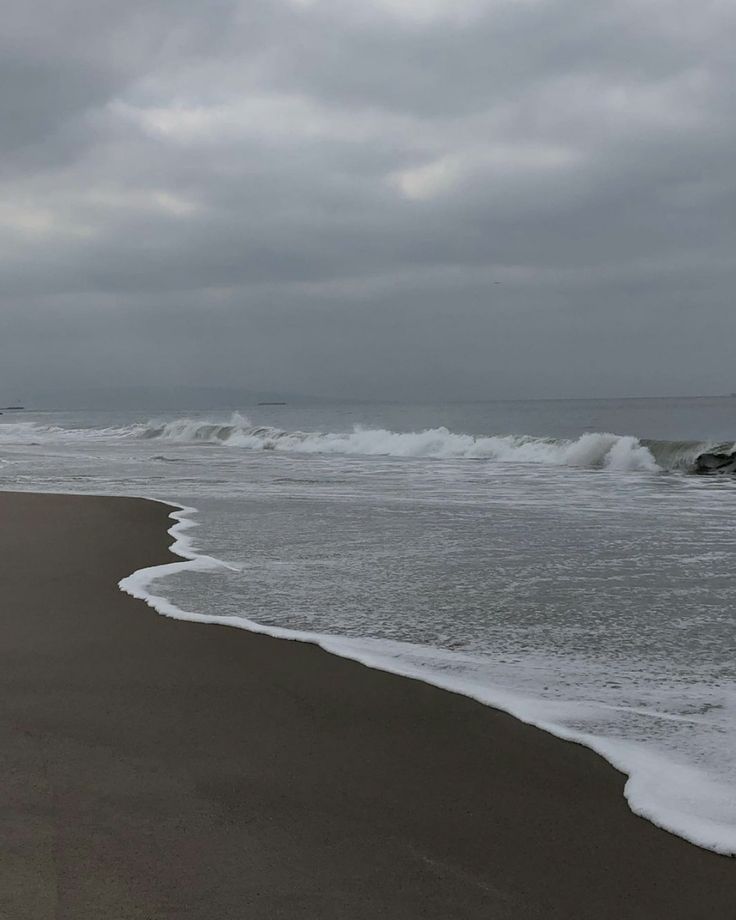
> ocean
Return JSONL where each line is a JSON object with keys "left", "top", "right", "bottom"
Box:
{"left": 1, "top": 396, "right": 735, "bottom": 854}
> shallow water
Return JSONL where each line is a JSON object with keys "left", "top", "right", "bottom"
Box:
{"left": 1, "top": 397, "right": 735, "bottom": 852}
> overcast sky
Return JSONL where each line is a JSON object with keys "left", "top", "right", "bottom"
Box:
{"left": 2, "top": 0, "right": 734, "bottom": 403}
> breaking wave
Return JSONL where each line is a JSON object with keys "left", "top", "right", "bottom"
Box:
{"left": 2, "top": 414, "right": 734, "bottom": 473}
{"left": 137, "top": 415, "right": 735, "bottom": 474}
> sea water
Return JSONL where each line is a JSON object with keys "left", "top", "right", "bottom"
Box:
{"left": 1, "top": 397, "right": 735, "bottom": 853}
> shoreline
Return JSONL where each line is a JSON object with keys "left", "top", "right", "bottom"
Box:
{"left": 1, "top": 490, "right": 734, "bottom": 918}
{"left": 123, "top": 498, "right": 736, "bottom": 856}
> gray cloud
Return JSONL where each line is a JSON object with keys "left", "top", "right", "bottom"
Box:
{"left": 1, "top": 0, "right": 734, "bottom": 402}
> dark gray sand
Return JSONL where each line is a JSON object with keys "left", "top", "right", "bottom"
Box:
{"left": 0, "top": 491, "right": 734, "bottom": 919}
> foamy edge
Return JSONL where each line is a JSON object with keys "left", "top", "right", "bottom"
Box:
{"left": 119, "top": 499, "right": 736, "bottom": 857}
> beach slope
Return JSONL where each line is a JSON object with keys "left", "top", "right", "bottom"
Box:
{"left": 0, "top": 491, "right": 733, "bottom": 918}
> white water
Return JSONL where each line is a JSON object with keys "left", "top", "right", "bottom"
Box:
{"left": 141, "top": 414, "right": 664, "bottom": 471}
{"left": 6, "top": 411, "right": 730, "bottom": 472}
{"left": 2, "top": 400, "right": 735, "bottom": 854}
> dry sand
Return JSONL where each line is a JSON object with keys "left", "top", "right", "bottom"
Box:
{"left": 0, "top": 491, "right": 734, "bottom": 918}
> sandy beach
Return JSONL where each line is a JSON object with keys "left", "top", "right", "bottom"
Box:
{"left": 0, "top": 490, "right": 734, "bottom": 919}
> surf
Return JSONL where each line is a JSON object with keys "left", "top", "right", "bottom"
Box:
{"left": 2, "top": 413, "right": 735, "bottom": 474}
{"left": 135, "top": 414, "right": 735, "bottom": 474}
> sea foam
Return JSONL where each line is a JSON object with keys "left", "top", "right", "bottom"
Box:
{"left": 119, "top": 501, "right": 736, "bottom": 857}
{"left": 4, "top": 413, "right": 732, "bottom": 473}
{"left": 138, "top": 415, "right": 662, "bottom": 471}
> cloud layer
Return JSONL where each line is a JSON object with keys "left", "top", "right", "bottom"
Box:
{"left": 2, "top": 0, "right": 735, "bottom": 400}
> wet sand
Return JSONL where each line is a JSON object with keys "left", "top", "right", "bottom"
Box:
{"left": 0, "top": 490, "right": 733, "bottom": 919}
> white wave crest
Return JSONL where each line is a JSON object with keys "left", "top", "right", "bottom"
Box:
{"left": 10, "top": 413, "right": 725, "bottom": 473}
{"left": 0, "top": 421, "right": 147, "bottom": 443}
{"left": 141, "top": 415, "right": 660, "bottom": 472}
